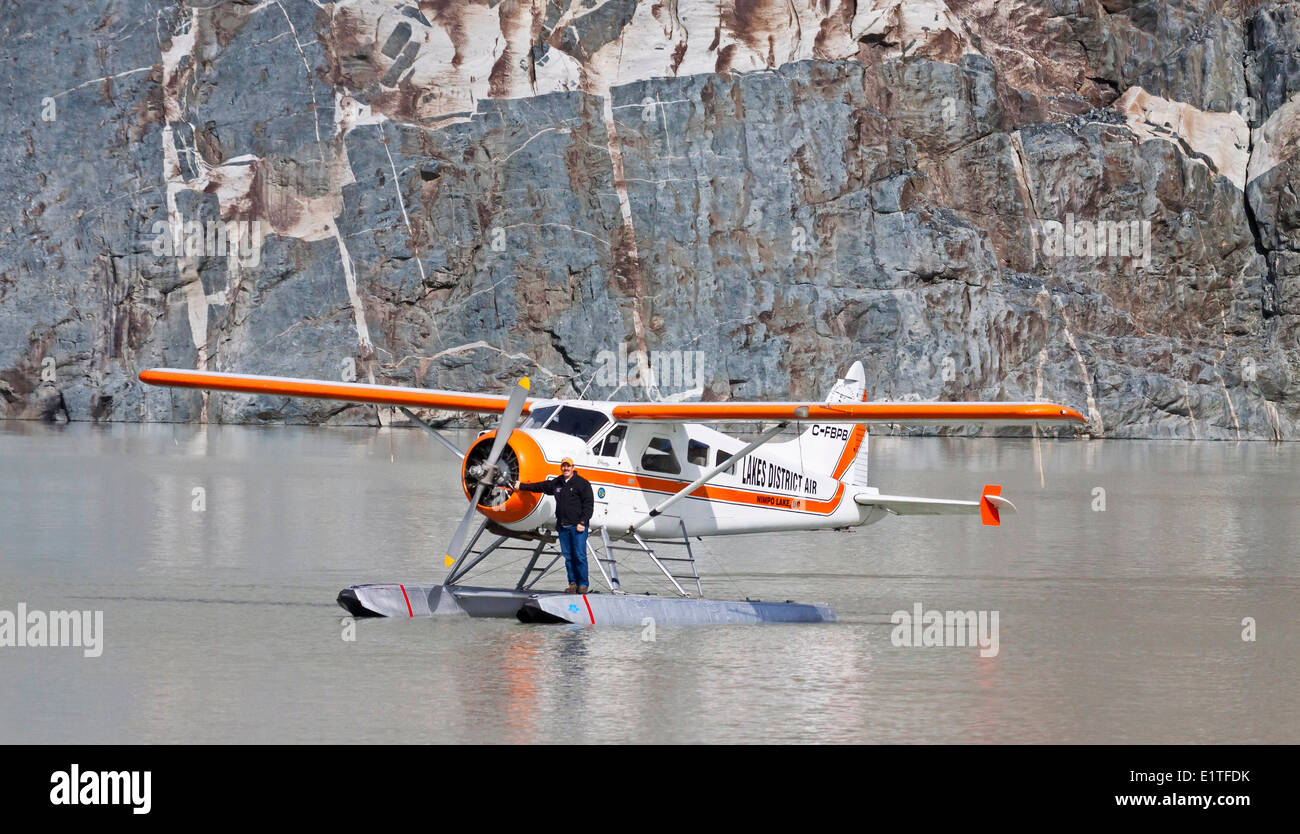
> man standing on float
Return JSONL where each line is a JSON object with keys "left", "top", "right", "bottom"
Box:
{"left": 511, "top": 457, "right": 595, "bottom": 593}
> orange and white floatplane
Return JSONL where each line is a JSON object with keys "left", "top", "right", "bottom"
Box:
{"left": 139, "top": 362, "right": 1086, "bottom": 626}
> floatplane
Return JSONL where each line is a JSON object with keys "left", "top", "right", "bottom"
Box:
{"left": 139, "top": 363, "right": 1086, "bottom": 625}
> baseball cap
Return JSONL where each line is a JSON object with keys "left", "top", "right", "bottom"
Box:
{"left": 560, "top": 457, "right": 575, "bottom": 465}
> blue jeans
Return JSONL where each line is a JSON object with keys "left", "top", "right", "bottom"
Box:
{"left": 557, "top": 525, "right": 589, "bottom": 589}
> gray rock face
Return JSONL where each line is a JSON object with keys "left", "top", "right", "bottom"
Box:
{"left": 1065, "top": 0, "right": 1247, "bottom": 112}
{"left": 1, "top": 0, "right": 1298, "bottom": 440}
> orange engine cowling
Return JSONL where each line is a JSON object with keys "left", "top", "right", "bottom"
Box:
{"left": 460, "top": 429, "right": 556, "bottom": 525}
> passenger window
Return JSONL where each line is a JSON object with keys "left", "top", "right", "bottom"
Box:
{"left": 687, "top": 439, "right": 709, "bottom": 466}
{"left": 641, "top": 436, "right": 681, "bottom": 475}
{"left": 714, "top": 448, "right": 737, "bottom": 475}
{"left": 597, "top": 425, "right": 627, "bottom": 457}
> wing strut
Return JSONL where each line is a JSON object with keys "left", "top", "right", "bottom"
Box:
{"left": 398, "top": 406, "right": 465, "bottom": 460}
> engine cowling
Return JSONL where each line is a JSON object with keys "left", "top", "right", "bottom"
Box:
{"left": 460, "top": 429, "right": 555, "bottom": 526}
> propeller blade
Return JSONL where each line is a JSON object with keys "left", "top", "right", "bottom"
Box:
{"left": 482, "top": 377, "right": 531, "bottom": 468}
{"left": 443, "top": 377, "right": 531, "bottom": 568}
{"left": 444, "top": 481, "right": 488, "bottom": 567}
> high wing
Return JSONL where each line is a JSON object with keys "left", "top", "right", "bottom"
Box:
{"left": 138, "top": 368, "right": 1087, "bottom": 426}
{"left": 137, "top": 368, "right": 527, "bottom": 415}
{"left": 612, "top": 401, "right": 1087, "bottom": 425}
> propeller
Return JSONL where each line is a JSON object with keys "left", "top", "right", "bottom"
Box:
{"left": 443, "top": 377, "right": 531, "bottom": 568}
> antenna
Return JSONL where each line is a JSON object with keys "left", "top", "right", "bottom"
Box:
{"left": 573, "top": 368, "right": 597, "bottom": 401}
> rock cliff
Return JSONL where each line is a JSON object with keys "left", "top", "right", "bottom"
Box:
{"left": 1, "top": 0, "right": 1297, "bottom": 439}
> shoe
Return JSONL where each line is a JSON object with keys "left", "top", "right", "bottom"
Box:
{"left": 565, "top": 583, "right": 577, "bottom": 594}
{"left": 577, "top": 586, "right": 589, "bottom": 594}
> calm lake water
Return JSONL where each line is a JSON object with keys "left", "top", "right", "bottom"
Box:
{"left": 1, "top": 421, "right": 1296, "bottom": 743}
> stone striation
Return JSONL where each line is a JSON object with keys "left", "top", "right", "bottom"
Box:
{"left": 1, "top": 0, "right": 1298, "bottom": 440}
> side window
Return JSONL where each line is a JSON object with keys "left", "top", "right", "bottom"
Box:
{"left": 714, "top": 448, "right": 737, "bottom": 475}
{"left": 524, "top": 405, "right": 557, "bottom": 429}
{"left": 597, "top": 425, "right": 627, "bottom": 457}
{"left": 641, "top": 436, "right": 681, "bottom": 475}
{"left": 687, "top": 439, "right": 709, "bottom": 466}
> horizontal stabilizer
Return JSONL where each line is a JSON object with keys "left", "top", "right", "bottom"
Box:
{"left": 855, "top": 484, "right": 1016, "bottom": 527}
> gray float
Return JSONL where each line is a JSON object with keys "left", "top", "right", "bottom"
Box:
{"left": 337, "top": 583, "right": 834, "bottom": 626}
{"left": 518, "top": 592, "right": 836, "bottom": 625}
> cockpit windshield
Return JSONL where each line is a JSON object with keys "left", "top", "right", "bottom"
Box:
{"left": 544, "top": 406, "right": 609, "bottom": 443}
{"left": 525, "top": 405, "right": 608, "bottom": 442}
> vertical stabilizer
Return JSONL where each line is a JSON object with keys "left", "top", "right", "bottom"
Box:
{"left": 779, "top": 362, "right": 868, "bottom": 482}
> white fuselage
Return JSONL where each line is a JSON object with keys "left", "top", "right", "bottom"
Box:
{"left": 489, "top": 399, "right": 881, "bottom": 540}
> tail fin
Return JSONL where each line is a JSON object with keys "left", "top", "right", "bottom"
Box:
{"left": 980, "top": 484, "right": 1015, "bottom": 526}
{"left": 778, "top": 361, "right": 869, "bottom": 483}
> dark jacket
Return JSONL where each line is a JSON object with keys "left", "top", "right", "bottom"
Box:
{"left": 518, "top": 472, "right": 594, "bottom": 528}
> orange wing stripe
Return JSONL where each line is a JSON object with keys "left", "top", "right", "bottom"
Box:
{"left": 138, "top": 368, "right": 525, "bottom": 415}
{"left": 612, "top": 402, "right": 1087, "bottom": 424}
{"left": 141, "top": 369, "right": 1087, "bottom": 426}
